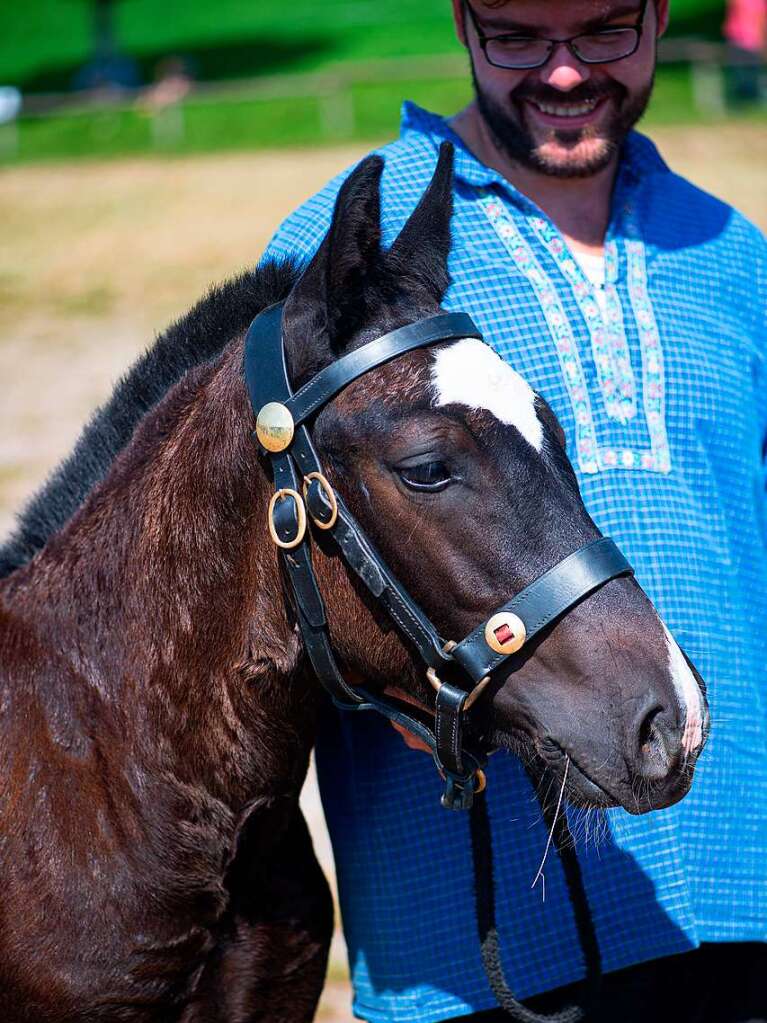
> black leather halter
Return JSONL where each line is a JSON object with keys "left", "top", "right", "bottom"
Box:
{"left": 244, "top": 304, "right": 634, "bottom": 810}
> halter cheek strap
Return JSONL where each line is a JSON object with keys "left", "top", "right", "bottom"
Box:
{"left": 244, "top": 302, "right": 634, "bottom": 811}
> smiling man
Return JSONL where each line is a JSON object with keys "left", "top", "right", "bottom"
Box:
{"left": 457, "top": 0, "right": 658, "bottom": 172}
{"left": 450, "top": 0, "right": 665, "bottom": 258}
{"left": 264, "top": 2, "right": 767, "bottom": 1021}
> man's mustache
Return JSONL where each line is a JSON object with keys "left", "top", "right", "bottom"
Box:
{"left": 510, "top": 82, "right": 628, "bottom": 107}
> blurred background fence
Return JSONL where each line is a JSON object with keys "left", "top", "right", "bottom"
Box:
{"left": 1, "top": 0, "right": 765, "bottom": 163}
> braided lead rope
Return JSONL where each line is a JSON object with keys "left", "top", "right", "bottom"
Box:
{"left": 470, "top": 788, "right": 602, "bottom": 1023}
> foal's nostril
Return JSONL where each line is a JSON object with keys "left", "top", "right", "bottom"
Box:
{"left": 638, "top": 705, "right": 663, "bottom": 751}
{"left": 633, "top": 704, "right": 682, "bottom": 782}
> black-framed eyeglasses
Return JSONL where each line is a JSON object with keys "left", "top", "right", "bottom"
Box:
{"left": 463, "top": 0, "right": 649, "bottom": 70}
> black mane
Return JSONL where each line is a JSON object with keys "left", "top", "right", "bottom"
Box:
{"left": 0, "top": 259, "right": 299, "bottom": 578}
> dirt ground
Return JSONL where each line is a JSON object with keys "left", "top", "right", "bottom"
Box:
{"left": 1, "top": 123, "right": 765, "bottom": 1021}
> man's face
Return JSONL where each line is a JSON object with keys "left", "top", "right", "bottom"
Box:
{"left": 452, "top": 0, "right": 669, "bottom": 177}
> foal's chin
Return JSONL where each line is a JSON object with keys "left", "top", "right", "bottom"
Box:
{"left": 542, "top": 746, "right": 698, "bottom": 815}
{"left": 488, "top": 727, "right": 700, "bottom": 816}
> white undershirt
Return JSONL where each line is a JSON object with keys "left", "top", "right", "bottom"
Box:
{"left": 572, "top": 249, "right": 608, "bottom": 318}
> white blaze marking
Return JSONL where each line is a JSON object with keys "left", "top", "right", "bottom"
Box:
{"left": 662, "top": 623, "right": 703, "bottom": 755}
{"left": 430, "top": 338, "right": 544, "bottom": 452}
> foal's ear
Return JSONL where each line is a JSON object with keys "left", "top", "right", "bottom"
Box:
{"left": 282, "top": 155, "right": 384, "bottom": 379}
{"left": 387, "top": 141, "right": 453, "bottom": 302}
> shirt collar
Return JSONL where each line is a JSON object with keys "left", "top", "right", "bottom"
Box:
{"left": 400, "top": 101, "right": 505, "bottom": 188}
{"left": 400, "top": 100, "right": 670, "bottom": 199}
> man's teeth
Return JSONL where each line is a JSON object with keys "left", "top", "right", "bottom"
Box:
{"left": 530, "top": 99, "right": 599, "bottom": 117}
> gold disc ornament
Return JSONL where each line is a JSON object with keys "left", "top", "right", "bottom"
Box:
{"left": 256, "top": 402, "right": 295, "bottom": 453}
{"left": 484, "top": 612, "right": 527, "bottom": 655}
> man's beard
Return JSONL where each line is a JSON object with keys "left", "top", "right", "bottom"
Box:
{"left": 472, "top": 64, "right": 654, "bottom": 179}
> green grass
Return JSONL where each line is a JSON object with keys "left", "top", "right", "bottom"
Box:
{"left": 1, "top": 0, "right": 728, "bottom": 93}
{"left": 0, "top": 0, "right": 746, "bottom": 167}
{"left": 4, "top": 64, "right": 763, "bottom": 167}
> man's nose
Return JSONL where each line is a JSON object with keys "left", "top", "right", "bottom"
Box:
{"left": 540, "top": 43, "right": 591, "bottom": 92}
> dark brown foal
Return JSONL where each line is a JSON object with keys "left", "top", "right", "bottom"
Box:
{"left": 0, "top": 148, "right": 707, "bottom": 1021}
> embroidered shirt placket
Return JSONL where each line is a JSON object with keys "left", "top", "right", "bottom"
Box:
{"left": 625, "top": 236, "right": 672, "bottom": 473}
{"left": 478, "top": 187, "right": 672, "bottom": 476}
{"left": 530, "top": 216, "right": 638, "bottom": 425}
{"left": 477, "top": 189, "right": 601, "bottom": 474}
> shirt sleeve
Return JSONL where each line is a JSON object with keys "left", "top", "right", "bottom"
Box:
{"left": 757, "top": 235, "right": 767, "bottom": 462}
{"left": 755, "top": 233, "right": 767, "bottom": 534}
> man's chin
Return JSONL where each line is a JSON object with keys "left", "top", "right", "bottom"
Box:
{"left": 472, "top": 65, "right": 653, "bottom": 182}
{"left": 527, "top": 134, "right": 617, "bottom": 178}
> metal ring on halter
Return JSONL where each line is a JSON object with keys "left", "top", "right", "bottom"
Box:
{"left": 464, "top": 675, "right": 492, "bottom": 711}
{"left": 268, "top": 489, "right": 307, "bottom": 550}
{"left": 426, "top": 640, "right": 458, "bottom": 693}
{"left": 439, "top": 765, "right": 487, "bottom": 795}
{"left": 427, "top": 667, "right": 492, "bottom": 712}
{"left": 426, "top": 666, "right": 444, "bottom": 693}
{"left": 303, "top": 472, "right": 338, "bottom": 530}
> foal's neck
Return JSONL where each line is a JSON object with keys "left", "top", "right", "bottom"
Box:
{"left": 12, "top": 336, "right": 316, "bottom": 810}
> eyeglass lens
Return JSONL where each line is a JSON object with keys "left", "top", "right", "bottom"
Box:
{"left": 486, "top": 29, "right": 640, "bottom": 69}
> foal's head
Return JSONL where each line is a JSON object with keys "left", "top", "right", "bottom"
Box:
{"left": 277, "top": 145, "right": 708, "bottom": 813}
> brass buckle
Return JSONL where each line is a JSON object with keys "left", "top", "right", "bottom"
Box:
{"left": 425, "top": 642, "right": 455, "bottom": 694}
{"left": 426, "top": 666, "right": 443, "bottom": 693}
{"left": 438, "top": 766, "right": 487, "bottom": 800}
{"left": 429, "top": 640, "right": 489, "bottom": 802}
{"left": 268, "top": 489, "right": 307, "bottom": 550}
{"left": 426, "top": 665, "right": 490, "bottom": 712}
{"left": 427, "top": 641, "right": 490, "bottom": 711}
{"left": 464, "top": 675, "right": 491, "bottom": 711}
{"left": 303, "top": 472, "right": 338, "bottom": 530}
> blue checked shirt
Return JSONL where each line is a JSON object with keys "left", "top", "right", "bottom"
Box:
{"left": 264, "top": 103, "right": 767, "bottom": 1023}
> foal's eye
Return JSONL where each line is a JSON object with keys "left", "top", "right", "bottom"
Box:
{"left": 398, "top": 461, "right": 453, "bottom": 493}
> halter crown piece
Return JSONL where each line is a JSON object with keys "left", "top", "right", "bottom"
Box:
{"left": 245, "top": 304, "right": 630, "bottom": 1023}
{"left": 244, "top": 303, "right": 634, "bottom": 811}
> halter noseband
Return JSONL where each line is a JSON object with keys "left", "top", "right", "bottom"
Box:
{"left": 245, "top": 304, "right": 633, "bottom": 810}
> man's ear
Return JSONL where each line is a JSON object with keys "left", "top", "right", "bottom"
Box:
{"left": 452, "top": 0, "right": 469, "bottom": 46}
{"left": 281, "top": 155, "right": 384, "bottom": 384}
{"left": 655, "top": 0, "right": 670, "bottom": 37}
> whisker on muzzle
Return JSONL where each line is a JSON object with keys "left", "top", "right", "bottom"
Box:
{"left": 531, "top": 757, "right": 569, "bottom": 899}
